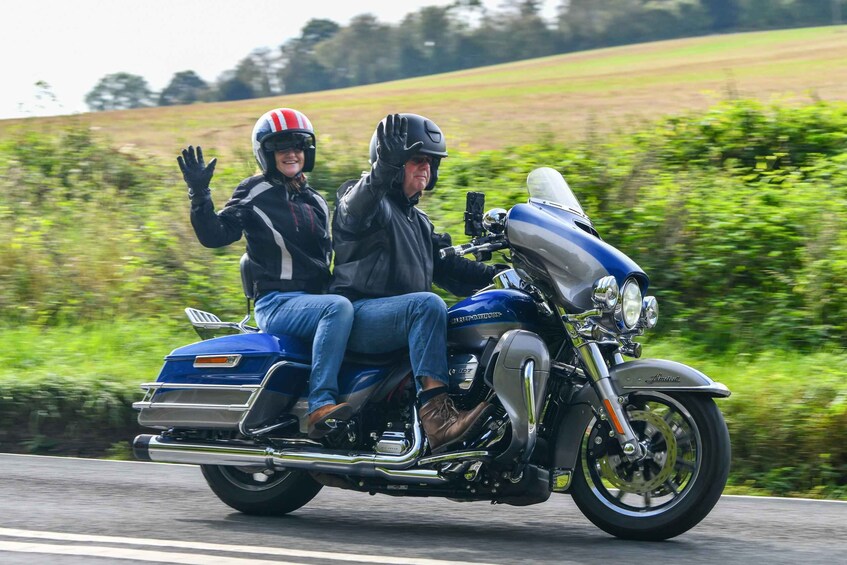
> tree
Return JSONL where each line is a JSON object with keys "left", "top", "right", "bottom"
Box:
{"left": 277, "top": 19, "right": 341, "bottom": 94}
{"left": 299, "top": 18, "right": 341, "bottom": 48}
{"left": 158, "top": 71, "right": 209, "bottom": 106}
{"left": 488, "top": 0, "right": 557, "bottom": 62}
{"left": 214, "top": 71, "right": 256, "bottom": 101}
{"left": 85, "top": 73, "right": 154, "bottom": 112}
{"left": 315, "top": 14, "right": 395, "bottom": 87}
{"left": 702, "top": 0, "right": 740, "bottom": 30}
{"left": 232, "top": 48, "right": 284, "bottom": 98}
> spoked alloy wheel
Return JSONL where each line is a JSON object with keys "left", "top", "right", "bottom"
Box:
{"left": 201, "top": 465, "right": 322, "bottom": 516}
{"left": 570, "top": 392, "right": 730, "bottom": 540}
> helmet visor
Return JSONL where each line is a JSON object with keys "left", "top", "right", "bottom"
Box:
{"left": 262, "top": 135, "right": 312, "bottom": 153}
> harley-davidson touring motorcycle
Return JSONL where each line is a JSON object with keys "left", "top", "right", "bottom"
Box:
{"left": 133, "top": 167, "right": 731, "bottom": 540}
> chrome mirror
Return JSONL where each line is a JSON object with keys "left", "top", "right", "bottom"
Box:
{"left": 482, "top": 208, "right": 507, "bottom": 234}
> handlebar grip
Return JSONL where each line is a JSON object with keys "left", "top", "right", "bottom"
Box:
{"left": 439, "top": 243, "right": 473, "bottom": 260}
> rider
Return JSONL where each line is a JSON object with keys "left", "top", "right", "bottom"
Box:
{"left": 331, "top": 113, "right": 496, "bottom": 454}
{"left": 178, "top": 107, "right": 354, "bottom": 439}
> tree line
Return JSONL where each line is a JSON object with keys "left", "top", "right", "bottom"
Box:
{"left": 85, "top": 0, "right": 844, "bottom": 111}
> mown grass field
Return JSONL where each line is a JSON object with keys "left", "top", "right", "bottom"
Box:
{"left": 2, "top": 26, "right": 846, "bottom": 160}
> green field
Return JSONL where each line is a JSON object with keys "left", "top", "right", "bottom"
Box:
{"left": 2, "top": 26, "right": 846, "bottom": 497}
{"left": 3, "top": 25, "right": 846, "bottom": 159}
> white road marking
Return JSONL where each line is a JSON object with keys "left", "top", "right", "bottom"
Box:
{"left": 0, "top": 528, "right": 498, "bottom": 565}
{"left": 0, "top": 542, "right": 302, "bottom": 565}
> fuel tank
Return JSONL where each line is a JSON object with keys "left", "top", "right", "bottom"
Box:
{"left": 447, "top": 289, "right": 543, "bottom": 350}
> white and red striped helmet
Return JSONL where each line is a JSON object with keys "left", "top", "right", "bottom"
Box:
{"left": 252, "top": 108, "right": 317, "bottom": 175}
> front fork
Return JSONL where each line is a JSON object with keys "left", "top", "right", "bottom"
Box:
{"left": 564, "top": 320, "right": 643, "bottom": 460}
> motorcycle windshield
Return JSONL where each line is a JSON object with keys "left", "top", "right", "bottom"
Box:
{"left": 506, "top": 167, "right": 647, "bottom": 312}
{"left": 526, "top": 167, "right": 587, "bottom": 219}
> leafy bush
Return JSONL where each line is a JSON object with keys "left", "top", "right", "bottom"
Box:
{"left": 433, "top": 100, "right": 847, "bottom": 349}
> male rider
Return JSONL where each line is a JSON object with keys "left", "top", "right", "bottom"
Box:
{"left": 331, "top": 113, "right": 496, "bottom": 454}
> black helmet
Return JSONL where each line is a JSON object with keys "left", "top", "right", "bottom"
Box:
{"left": 369, "top": 113, "right": 447, "bottom": 190}
{"left": 252, "top": 108, "right": 316, "bottom": 176}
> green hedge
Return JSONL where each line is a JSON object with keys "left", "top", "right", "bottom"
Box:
{"left": 3, "top": 99, "right": 847, "bottom": 349}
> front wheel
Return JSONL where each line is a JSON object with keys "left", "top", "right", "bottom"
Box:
{"left": 201, "top": 465, "right": 322, "bottom": 516}
{"left": 569, "top": 392, "right": 730, "bottom": 540}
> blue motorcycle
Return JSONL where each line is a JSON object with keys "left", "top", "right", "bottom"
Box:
{"left": 133, "top": 167, "right": 731, "bottom": 540}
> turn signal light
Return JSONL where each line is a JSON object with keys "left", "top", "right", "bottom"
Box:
{"left": 193, "top": 354, "right": 242, "bottom": 368}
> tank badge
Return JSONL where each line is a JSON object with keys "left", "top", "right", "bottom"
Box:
{"left": 449, "top": 312, "right": 504, "bottom": 326}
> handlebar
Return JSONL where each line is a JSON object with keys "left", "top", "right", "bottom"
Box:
{"left": 439, "top": 237, "right": 507, "bottom": 260}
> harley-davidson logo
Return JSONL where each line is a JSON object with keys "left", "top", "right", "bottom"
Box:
{"left": 449, "top": 312, "right": 504, "bottom": 325}
{"left": 647, "top": 373, "right": 681, "bottom": 384}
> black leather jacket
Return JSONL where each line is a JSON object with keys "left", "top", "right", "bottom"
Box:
{"left": 191, "top": 174, "right": 331, "bottom": 296}
{"left": 330, "top": 162, "right": 494, "bottom": 300}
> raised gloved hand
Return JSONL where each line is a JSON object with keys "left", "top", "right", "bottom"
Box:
{"left": 177, "top": 145, "right": 217, "bottom": 201}
{"left": 375, "top": 114, "right": 423, "bottom": 168}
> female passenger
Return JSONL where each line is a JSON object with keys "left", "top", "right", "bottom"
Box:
{"left": 177, "top": 108, "right": 353, "bottom": 438}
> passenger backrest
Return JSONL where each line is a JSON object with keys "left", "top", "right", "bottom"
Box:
{"left": 240, "top": 253, "right": 256, "bottom": 299}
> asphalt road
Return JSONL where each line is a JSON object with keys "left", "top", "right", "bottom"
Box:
{"left": 0, "top": 454, "right": 844, "bottom": 564}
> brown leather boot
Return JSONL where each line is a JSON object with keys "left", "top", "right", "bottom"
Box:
{"left": 419, "top": 393, "right": 495, "bottom": 454}
{"left": 307, "top": 403, "right": 353, "bottom": 439}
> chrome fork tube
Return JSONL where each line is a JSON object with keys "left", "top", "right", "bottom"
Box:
{"left": 566, "top": 322, "right": 643, "bottom": 459}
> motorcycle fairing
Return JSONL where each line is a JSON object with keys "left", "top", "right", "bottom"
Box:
{"left": 506, "top": 202, "right": 647, "bottom": 312}
{"left": 489, "top": 330, "right": 551, "bottom": 464}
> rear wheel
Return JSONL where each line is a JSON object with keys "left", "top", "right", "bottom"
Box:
{"left": 201, "top": 465, "right": 322, "bottom": 516}
{"left": 569, "top": 392, "right": 730, "bottom": 540}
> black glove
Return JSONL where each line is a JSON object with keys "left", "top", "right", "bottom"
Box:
{"left": 433, "top": 231, "right": 452, "bottom": 249}
{"left": 177, "top": 145, "right": 217, "bottom": 201}
{"left": 375, "top": 114, "right": 423, "bottom": 168}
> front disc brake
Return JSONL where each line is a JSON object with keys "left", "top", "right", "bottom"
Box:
{"left": 596, "top": 408, "right": 678, "bottom": 494}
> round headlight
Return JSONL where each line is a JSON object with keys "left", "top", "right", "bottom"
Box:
{"left": 621, "top": 279, "right": 642, "bottom": 329}
{"left": 642, "top": 296, "right": 659, "bottom": 329}
{"left": 592, "top": 275, "right": 619, "bottom": 312}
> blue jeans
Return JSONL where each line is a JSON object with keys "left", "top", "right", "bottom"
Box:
{"left": 347, "top": 292, "right": 449, "bottom": 391}
{"left": 254, "top": 291, "right": 354, "bottom": 414}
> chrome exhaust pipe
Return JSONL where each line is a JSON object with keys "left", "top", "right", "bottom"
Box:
{"left": 133, "top": 409, "right": 446, "bottom": 484}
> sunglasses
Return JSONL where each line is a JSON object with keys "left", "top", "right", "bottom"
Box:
{"left": 262, "top": 138, "right": 310, "bottom": 153}
{"left": 407, "top": 154, "right": 433, "bottom": 165}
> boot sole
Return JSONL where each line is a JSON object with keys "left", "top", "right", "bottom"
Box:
{"left": 308, "top": 405, "right": 355, "bottom": 439}
{"left": 430, "top": 403, "right": 497, "bottom": 454}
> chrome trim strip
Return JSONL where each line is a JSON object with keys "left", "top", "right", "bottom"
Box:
{"left": 523, "top": 360, "right": 537, "bottom": 434}
{"left": 238, "top": 360, "right": 310, "bottom": 435}
{"left": 618, "top": 382, "right": 731, "bottom": 397}
{"left": 138, "top": 383, "right": 261, "bottom": 391}
{"left": 373, "top": 468, "right": 447, "bottom": 484}
{"left": 132, "top": 382, "right": 261, "bottom": 411}
{"left": 417, "top": 450, "right": 491, "bottom": 466}
{"left": 133, "top": 401, "right": 252, "bottom": 411}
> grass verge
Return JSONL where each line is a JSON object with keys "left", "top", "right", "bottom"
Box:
{"left": 0, "top": 322, "right": 844, "bottom": 499}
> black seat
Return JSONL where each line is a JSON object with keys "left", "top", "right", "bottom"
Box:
{"left": 342, "top": 349, "right": 409, "bottom": 366}
{"left": 240, "top": 253, "right": 256, "bottom": 299}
